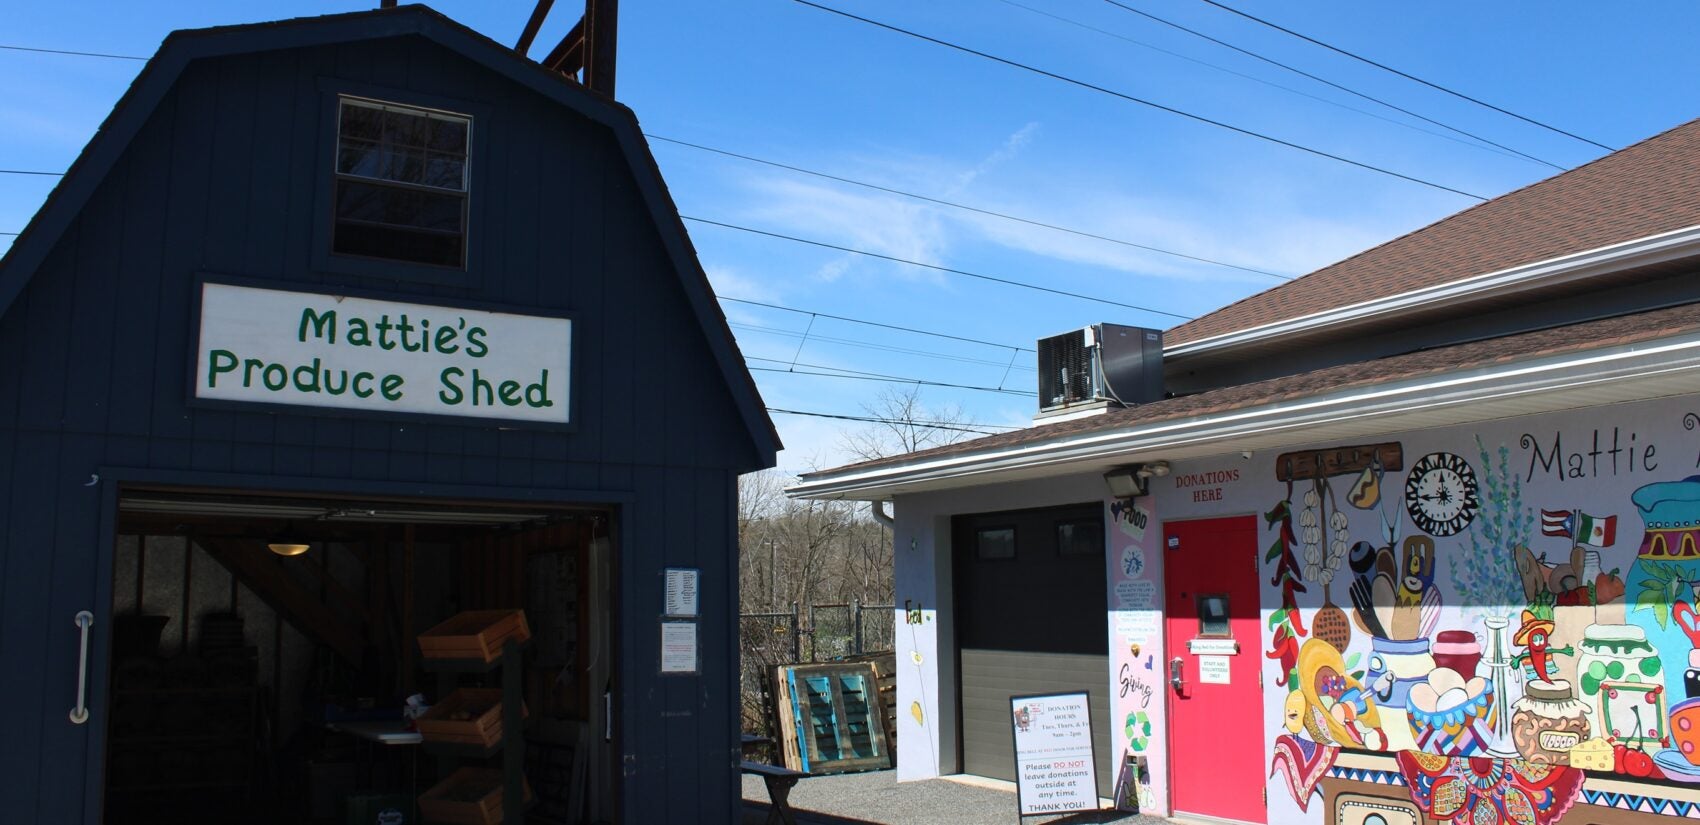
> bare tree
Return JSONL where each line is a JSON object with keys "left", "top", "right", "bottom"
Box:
{"left": 837, "top": 385, "right": 980, "bottom": 462}
{"left": 737, "top": 388, "right": 987, "bottom": 730}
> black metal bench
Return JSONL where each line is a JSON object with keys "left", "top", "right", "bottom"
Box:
{"left": 742, "top": 760, "right": 808, "bottom": 825}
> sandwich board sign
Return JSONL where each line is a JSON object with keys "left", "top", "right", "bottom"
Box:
{"left": 1010, "top": 691, "right": 1099, "bottom": 816}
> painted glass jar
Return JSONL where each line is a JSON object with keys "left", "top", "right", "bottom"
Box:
{"left": 1576, "top": 622, "right": 1664, "bottom": 750}
{"left": 1626, "top": 476, "right": 1700, "bottom": 700}
{"left": 1510, "top": 680, "right": 1590, "bottom": 765}
{"left": 1432, "top": 630, "right": 1481, "bottom": 679}
{"left": 1364, "top": 636, "right": 1434, "bottom": 752}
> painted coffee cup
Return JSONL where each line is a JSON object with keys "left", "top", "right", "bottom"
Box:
{"left": 1671, "top": 697, "right": 1700, "bottom": 765}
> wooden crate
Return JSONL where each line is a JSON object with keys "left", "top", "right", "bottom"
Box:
{"left": 769, "top": 665, "right": 803, "bottom": 771}
{"left": 418, "top": 610, "right": 531, "bottom": 663}
{"left": 417, "top": 767, "right": 534, "bottom": 825}
{"left": 416, "top": 689, "right": 528, "bottom": 749}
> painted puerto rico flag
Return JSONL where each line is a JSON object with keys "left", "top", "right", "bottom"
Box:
{"left": 1540, "top": 509, "right": 1616, "bottom": 546}
{"left": 1540, "top": 509, "right": 1573, "bottom": 537}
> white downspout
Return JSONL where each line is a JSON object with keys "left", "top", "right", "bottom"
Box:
{"left": 870, "top": 500, "right": 895, "bottom": 530}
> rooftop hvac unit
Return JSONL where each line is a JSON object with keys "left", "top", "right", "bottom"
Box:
{"left": 1036, "top": 324, "right": 1164, "bottom": 412}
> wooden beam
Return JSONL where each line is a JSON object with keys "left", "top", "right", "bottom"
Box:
{"left": 516, "top": 0, "right": 557, "bottom": 55}
{"left": 541, "top": 18, "right": 586, "bottom": 75}
{"left": 583, "top": 0, "right": 618, "bottom": 96}
{"left": 1274, "top": 442, "right": 1404, "bottom": 482}
{"left": 195, "top": 536, "right": 364, "bottom": 665}
{"left": 403, "top": 523, "right": 417, "bottom": 696}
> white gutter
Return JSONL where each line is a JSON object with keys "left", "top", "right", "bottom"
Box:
{"left": 1167, "top": 224, "right": 1700, "bottom": 358}
{"left": 789, "top": 327, "right": 1700, "bottom": 500}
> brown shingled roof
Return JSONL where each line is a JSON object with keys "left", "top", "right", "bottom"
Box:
{"left": 1166, "top": 117, "right": 1700, "bottom": 345}
{"left": 805, "top": 300, "right": 1700, "bottom": 478}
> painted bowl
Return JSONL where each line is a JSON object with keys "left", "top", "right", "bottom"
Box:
{"left": 1669, "top": 697, "right": 1700, "bottom": 765}
{"left": 1655, "top": 747, "right": 1700, "bottom": 782}
{"left": 1407, "top": 671, "right": 1497, "bottom": 757}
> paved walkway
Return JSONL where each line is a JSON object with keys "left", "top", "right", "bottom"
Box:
{"left": 741, "top": 769, "right": 1168, "bottom": 825}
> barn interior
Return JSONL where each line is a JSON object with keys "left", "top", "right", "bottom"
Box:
{"left": 102, "top": 486, "right": 614, "bottom": 825}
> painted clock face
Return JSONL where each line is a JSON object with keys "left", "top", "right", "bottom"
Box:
{"left": 1403, "top": 452, "right": 1480, "bottom": 537}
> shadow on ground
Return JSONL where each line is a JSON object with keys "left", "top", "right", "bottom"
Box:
{"left": 743, "top": 801, "right": 1144, "bottom": 825}
{"left": 741, "top": 769, "right": 1164, "bottom": 825}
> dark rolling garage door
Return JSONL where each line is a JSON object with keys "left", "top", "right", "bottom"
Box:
{"left": 954, "top": 503, "right": 1111, "bottom": 797}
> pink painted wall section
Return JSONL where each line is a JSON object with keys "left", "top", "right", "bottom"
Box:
{"left": 1106, "top": 495, "right": 1167, "bottom": 813}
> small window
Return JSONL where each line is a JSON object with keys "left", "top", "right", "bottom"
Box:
{"left": 1055, "top": 519, "right": 1102, "bottom": 557}
{"left": 332, "top": 97, "right": 470, "bottom": 268}
{"left": 1197, "top": 594, "right": 1231, "bottom": 637}
{"left": 976, "top": 527, "right": 1016, "bottom": 560}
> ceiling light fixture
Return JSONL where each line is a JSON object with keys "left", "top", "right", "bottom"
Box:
{"left": 266, "top": 523, "right": 311, "bottom": 557}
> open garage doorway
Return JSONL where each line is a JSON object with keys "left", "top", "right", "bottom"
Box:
{"left": 102, "top": 486, "right": 616, "bottom": 825}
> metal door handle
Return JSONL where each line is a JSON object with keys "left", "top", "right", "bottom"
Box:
{"left": 70, "top": 610, "right": 93, "bottom": 725}
{"left": 1169, "top": 657, "right": 1185, "bottom": 692}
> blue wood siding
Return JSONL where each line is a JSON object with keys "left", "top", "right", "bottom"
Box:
{"left": 0, "top": 34, "right": 752, "bottom": 823}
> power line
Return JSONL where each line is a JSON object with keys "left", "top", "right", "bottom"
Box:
{"left": 651, "top": 134, "right": 1294, "bottom": 280}
{"left": 789, "top": 0, "right": 1488, "bottom": 201}
{"left": 733, "top": 321, "right": 1035, "bottom": 371}
{"left": 999, "top": 0, "right": 1543, "bottom": 169}
{"left": 1097, "top": 0, "right": 1564, "bottom": 171}
{"left": 0, "top": 231, "right": 18, "bottom": 236}
{"left": 0, "top": 43, "right": 146, "bottom": 61}
{"left": 766, "top": 406, "right": 1016, "bottom": 435}
{"left": 684, "top": 215, "right": 1195, "bottom": 320}
{"left": 721, "top": 295, "right": 1033, "bottom": 353}
{"left": 0, "top": 169, "right": 64, "bottom": 176}
{"left": 748, "top": 360, "right": 1037, "bottom": 397}
{"left": 1194, "top": 0, "right": 1615, "bottom": 152}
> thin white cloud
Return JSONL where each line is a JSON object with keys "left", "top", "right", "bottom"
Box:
{"left": 742, "top": 175, "right": 949, "bottom": 277}
{"left": 705, "top": 264, "right": 779, "bottom": 303}
{"left": 952, "top": 121, "right": 1041, "bottom": 193}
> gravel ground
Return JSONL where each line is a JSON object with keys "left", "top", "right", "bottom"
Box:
{"left": 741, "top": 770, "right": 1171, "bottom": 825}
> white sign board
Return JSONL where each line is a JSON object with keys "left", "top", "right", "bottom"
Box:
{"left": 195, "top": 283, "right": 571, "bottom": 423}
{"left": 660, "top": 621, "right": 698, "bottom": 674}
{"left": 1011, "top": 692, "right": 1099, "bottom": 816}
{"left": 1187, "top": 638, "right": 1239, "bottom": 655}
{"left": 664, "top": 568, "right": 700, "bottom": 617}
{"left": 1198, "top": 655, "right": 1231, "bottom": 685}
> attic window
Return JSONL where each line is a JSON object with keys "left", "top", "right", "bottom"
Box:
{"left": 332, "top": 97, "right": 470, "bottom": 268}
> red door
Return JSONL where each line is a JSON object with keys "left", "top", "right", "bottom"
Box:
{"left": 1163, "top": 516, "right": 1266, "bottom": 823}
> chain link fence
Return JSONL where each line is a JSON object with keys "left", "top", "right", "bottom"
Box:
{"left": 738, "top": 601, "right": 894, "bottom": 735}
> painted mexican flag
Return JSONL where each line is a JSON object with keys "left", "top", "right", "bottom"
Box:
{"left": 1576, "top": 512, "right": 1617, "bottom": 547}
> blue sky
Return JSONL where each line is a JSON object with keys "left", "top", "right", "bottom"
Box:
{"left": 5, "top": 1, "right": 1700, "bottom": 471}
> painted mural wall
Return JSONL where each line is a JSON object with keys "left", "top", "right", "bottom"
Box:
{"left": 1107, "top": 493, "right": 1166, "bottom": 812}
{"left": 1153, "top": 393, "right": 1700, "bottom": 824}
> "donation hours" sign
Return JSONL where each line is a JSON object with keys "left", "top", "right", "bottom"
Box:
{"left": 1010, "top": 691, "right": 1099, "bottom": 816}
{"left": 195, "top": 283, "right": 571, "bottom": 424}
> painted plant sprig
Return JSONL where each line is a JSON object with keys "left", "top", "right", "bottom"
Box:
{"left": 1449, "top": 436, "right": 1532, "bottom": 614}
{"left": 1634, "top": 561, "right": 1688, "bottom": 630}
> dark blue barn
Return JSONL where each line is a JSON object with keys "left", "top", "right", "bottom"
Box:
{"left": 0, "top": 6, "right": 776, "bottom": 823}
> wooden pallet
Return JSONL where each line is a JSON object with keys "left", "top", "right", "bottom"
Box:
{"left": 767, "top": 661, "right": 891, "bottom": 774}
